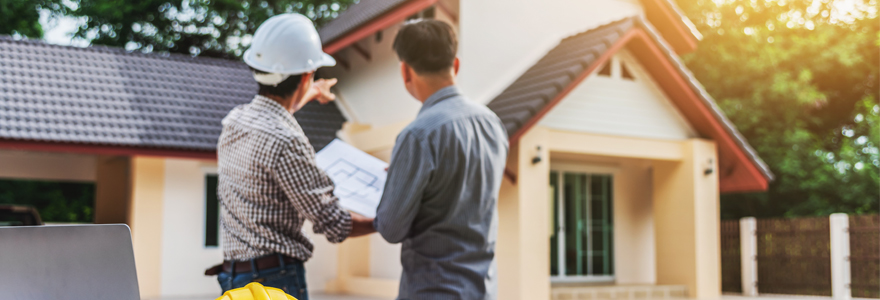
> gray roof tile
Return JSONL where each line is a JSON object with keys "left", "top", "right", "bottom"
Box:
{"left": 0, "top": 36, "right": 346, "bottom": 152}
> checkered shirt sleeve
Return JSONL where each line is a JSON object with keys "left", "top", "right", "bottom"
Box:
{"left": 270, "top": 137, "right": 352, "bottom": 243}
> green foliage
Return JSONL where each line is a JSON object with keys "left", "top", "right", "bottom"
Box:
{"left": 678, "top": 0, "right": 879, "bottom": 219}
{"left": 0, "top": 0, "right": 64, "bottom": 38}
{"left": 66, "top": 0, "right": 356, "bottom": 58}
{"left": 0, "top": 179, "right": 95, "bottom": 223}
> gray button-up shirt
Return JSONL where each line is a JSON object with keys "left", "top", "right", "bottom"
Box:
{"left": 375, "top": 86, "right": 509, "bottom": 300}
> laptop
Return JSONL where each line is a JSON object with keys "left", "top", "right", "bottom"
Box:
{"left": 0, "top": 224, "right": 140, "bottom": 300}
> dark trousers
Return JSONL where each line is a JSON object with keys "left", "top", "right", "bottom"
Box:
{"left": 217, "top": 255, "right": 309, "bottom": 300}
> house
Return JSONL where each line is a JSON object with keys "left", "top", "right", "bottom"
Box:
{"left": 0, "top": 0, "right": 773, "bottom": 299}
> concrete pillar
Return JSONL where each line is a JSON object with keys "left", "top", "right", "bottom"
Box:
{"left": 128, "top": 156, "right": 166, "bottom": 299}
{"left": 652, "top": 139, "right": 720, "bottom": 299}
{"left": 94, "top": 156, "right": 130, "bottom": 224}
{"left": 830, "top": 213, "right": 851, "bottom": 300}
{"left": 497, "top": 127, "right": 551, "bottom": 300}
{"left": 739, "top": 217, "right": 758, "bottom": 296}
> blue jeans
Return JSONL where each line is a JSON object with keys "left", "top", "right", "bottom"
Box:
{"left": 217, "top": 255, "right": 308, "bottom": 300}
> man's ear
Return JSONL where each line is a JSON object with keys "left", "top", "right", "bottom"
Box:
{"left": 453, "top": 57, "right": 460, "bottom": 76}
{"left": 400, "top": 62, "right": 412, "bottom": 84}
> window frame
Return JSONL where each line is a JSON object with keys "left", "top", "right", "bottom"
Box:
{"left": 549, "top": 162, "right": 618, "bottom": 284}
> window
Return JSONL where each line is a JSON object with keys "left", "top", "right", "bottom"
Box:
{"left": 205, "top": 174, "right": 220, "bottom": 247}
{"left": 550, "top": 170, "right": 614, "bottom": 281}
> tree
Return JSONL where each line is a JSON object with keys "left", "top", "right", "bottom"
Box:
{"left": 67, "top": 0, "right": 355, "bottom": 58}
{"left": 678, "top": 0, "right": 879, "bottom": 219}
{"left": 0, "top": 179, "right": 95, "bottom": 223}
{"left": 0, "top": 0, "right": 64, "bottom": 38}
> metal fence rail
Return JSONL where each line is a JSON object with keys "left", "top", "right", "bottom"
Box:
{"left": 755, "top": 216, "right": 832, "bottom": 296}
{"left": 850, "top": 214, "right": 879, "bottom": 298}
{"left": 721, "top": 220, "right": 743, "bottom": 293}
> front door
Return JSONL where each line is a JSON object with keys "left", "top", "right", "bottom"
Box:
{"left": 549, "top": 166, "right": 614, "bottom": 283}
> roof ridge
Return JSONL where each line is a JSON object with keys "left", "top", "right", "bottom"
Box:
{"left": 558, "top": 16, "right": 639, "bottom": 44}
{"left": 0, "top": 34, "right": 243, "bottom": 67}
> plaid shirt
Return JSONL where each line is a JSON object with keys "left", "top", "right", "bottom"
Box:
{"left": 217, "top": 95, "right": 352, "bottom": 261}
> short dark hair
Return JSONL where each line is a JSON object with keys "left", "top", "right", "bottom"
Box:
{"left": 250, "top": 67, "right": 304, "bottom": 99}
{"left": 393, "top": 19, "right": 457, "bottom": 74}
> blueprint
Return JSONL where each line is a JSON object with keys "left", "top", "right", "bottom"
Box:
{"left": 315, "top": 139, "right": 387, "bottom": 218}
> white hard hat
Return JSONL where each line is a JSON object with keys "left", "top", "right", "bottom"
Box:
{"left": 243, "top": 13, "right": 336, "bottom": 85}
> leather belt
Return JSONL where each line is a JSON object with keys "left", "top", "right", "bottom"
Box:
{"left": 205, "top": 254, "right": 299, "bottom": 276}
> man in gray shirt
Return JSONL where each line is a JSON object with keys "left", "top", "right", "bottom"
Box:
{"left": 374, "top": 20, "right": 509, "bottom": 300}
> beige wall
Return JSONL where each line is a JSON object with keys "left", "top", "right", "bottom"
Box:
{"left": 612, "top": 159, "right": 657, "bottom": 284}
{"left": 502, "top": 128, "right": 721, "bottom": 299}
{"left": 128, "top": 156, "right": 166, "bottom": 300}
{"left": 652, "top": 140, "right": 720, "bottom": 299}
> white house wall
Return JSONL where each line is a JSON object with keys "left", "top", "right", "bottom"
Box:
{"left": 0, "top": 150, "right": 96, "bottom": 182}
{"left": 324, "top": 26, "right": 421, "bottom": 127}
{"left": 539, "top": 51, "right": 698, "bottom": 140}
{"left": 458, "top": 0, "right": 644, "bottom": 104}
{"left": 159, "top": 158, "right": 223, "bottom": 297}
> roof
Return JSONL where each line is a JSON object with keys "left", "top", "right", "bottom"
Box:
{"left": 319, "top": 0, "right": 411, "bottom": 45}
{"left": 0, "top": 36, "right": 345, "bottom": 154}
{"left": 318, "top": 0, "right": 437, "bottom": 54}
{"left": 485, "top": 17, "right": 773, "bottom": 193}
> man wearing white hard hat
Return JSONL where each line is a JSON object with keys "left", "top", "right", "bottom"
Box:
{"left": 207, "top": 13, "right": 376, "bottom": 299}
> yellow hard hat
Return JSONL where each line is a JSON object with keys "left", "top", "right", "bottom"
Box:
{"left": 215, "top": 282, "right": 298, "bottom": 300}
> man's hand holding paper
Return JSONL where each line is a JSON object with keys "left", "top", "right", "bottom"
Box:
{"left": 316, "top": 139, "right": 388, "bottom": 219}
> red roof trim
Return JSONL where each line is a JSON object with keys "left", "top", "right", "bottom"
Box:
{"left": 0, "top": 139, "right": 217, "bottom": 160}
{"left": 508, "top": 29, "right": 640, "bottom": 144}
{"left": 626, "top": 29, "right": 767, "bottom": 192}
{"left": 640, "top": 0, "right": 699, "bottom": 54}
{"left": 323, "top": 0, "right": 438, "bottom": 54}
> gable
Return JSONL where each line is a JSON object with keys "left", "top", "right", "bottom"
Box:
{"left": 539, "top": 50, "right": 697, "bottom": 140}
{"left": 485, "top": 16, "right": 772, "bottom": 193}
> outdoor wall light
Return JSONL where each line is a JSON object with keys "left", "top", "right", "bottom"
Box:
{"left": 704, "top": 158, "right": 714, "bottom": 176}
{"left": 532, "top": 145, "right": 542, "bottom": 164}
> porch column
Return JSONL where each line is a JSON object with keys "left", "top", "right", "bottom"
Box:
{"left": 95, "top": 156, "right": 131, "bottom": 224}
{"left": 652, "top": 139, "right": 720, "bottom": 299}
{"left": 128, "top": 156, "right": 167, "bottom": 299}
{"left": 497, "top": 127, "right": 551, "bottom": 300}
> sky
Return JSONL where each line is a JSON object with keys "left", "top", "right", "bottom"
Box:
{"left": 39, "top": 10, "right": 89, "bottom": 47}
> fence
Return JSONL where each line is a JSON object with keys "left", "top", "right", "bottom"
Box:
{"left": 850, "top": 214, "right": 880, "bottom": 298}
{"left": 721, "top": 220, "right": 742, "bottom": 293}
{"left": 721, "top": 214, "right": 879, "bottom": 299}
